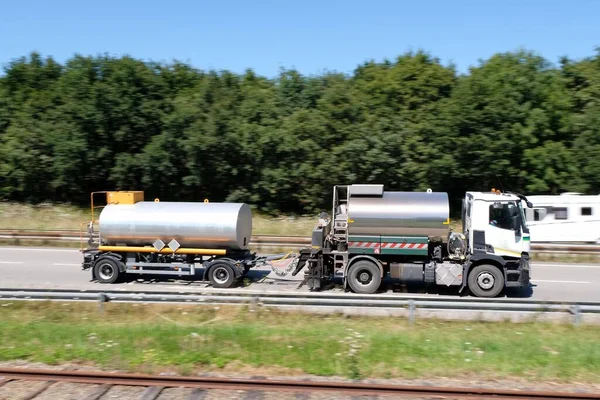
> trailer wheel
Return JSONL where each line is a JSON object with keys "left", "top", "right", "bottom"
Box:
{"left": 208, "top": 262, "right": 236, "bottom": 288}
{"left": 347, "top": 260, "right": 381, "bottom": 294}
{"left": 94, "top": 258, "right": 120, "bottom": 284}
{"left": 468, "top": 264, "right": 504, "bottom": 298}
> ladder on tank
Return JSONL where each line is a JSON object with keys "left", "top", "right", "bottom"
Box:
{"left": 332, "top": 185, "right": 350, "bottom": 244}
{"left": 79, "top": 191, "right": 110, "bottom": 250}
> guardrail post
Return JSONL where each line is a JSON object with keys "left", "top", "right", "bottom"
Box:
{"left": 408, "top": 300, "right": 416, "bottom": 324}
{"left": 570, "top": 304, "right": 581, "bottom": 326}
{"left": 97, "top": 293, "right": 107, "bottom": 314}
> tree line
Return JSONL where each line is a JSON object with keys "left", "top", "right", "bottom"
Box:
{"left": 1, "top": 49, "right": 599, "bottom": 215}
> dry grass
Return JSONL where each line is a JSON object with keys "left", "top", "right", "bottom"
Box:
{"left": 0, "top": 202, "right": 316, "bottom": 236}
{"left": 251, "top": 215, "right": 315, "bottom": 236}
{"left": 0, "top": 202, "right": 89, "bottom": 231}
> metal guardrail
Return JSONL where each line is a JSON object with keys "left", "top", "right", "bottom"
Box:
{"left": 0, "top": 288, "right": 598, "bottom": 323}
{"left": 1, "top": 229, "right": 600, "bottom": 253}
{"left": 0, "top": 229, "right": 311, "bottom": 248}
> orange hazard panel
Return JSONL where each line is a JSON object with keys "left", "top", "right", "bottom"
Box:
{"left": 106, "top": 191, "right": 144, "bottom": 205}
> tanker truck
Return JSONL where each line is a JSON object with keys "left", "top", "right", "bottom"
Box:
{"left": 286, "top": 184, "right": 532, "bottom": 298}
{"left": 81, "top": 185, "right": 532, "bottom": 297}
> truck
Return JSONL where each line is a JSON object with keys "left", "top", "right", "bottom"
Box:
{"left": 80, "top": 185, "right": 532, "bottom": 298}
{"left": 289, "top": 184, "right": 532, "bottom": 298}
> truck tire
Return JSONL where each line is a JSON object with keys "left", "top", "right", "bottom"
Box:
{"left": 347, "top": 260, "right": 381, "bottom": 294}
{"left": 208, "top": 262, "right": 236, "bottom": 288}
{"left": 94, "top": 258, "right": 121, "bottom": 284}
{"left": 468, "top": 264, "right": 504, "bottom": 298}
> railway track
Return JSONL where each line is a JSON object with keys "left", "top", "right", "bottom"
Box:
{"left": 0, "top": 367, "right": 598, "bottom": 400}
{"left": 1, "top": 229, "right": 600, "bottom": 254}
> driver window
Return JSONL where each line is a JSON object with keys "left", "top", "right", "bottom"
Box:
{"left": 489, "top": 203, "right": 517, "bottom": 231}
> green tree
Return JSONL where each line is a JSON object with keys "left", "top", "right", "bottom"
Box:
{"left": 1, "top": 49, "right": 600, "bottom": 214}
{"left": 449, "top": 50, "right": 578, "bottom": 196}
{"left": 564, "top": 50, "right": 600, "bottom": 193}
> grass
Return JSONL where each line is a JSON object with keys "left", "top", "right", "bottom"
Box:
{"left": 0, "top": 202, "right": 316, "bottom": 236}
{"left": 0, "top": 202, "right": 89, "bottom": 231}
{"left": 0, "top": 302, "right": 599, "bottom": 382}
{"left": 532, "top": 253, "right": 600, "bottom": 263}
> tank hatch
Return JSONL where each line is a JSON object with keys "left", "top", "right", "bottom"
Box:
{"left": 106, "top": 191, "right": 144, "bottom": 205}
{"left": 349, "top": 184, "right": 384, "bottom": 196}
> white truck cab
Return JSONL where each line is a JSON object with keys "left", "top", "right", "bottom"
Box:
{"left": 463, "top": 191, "right": 531, "bottom": 259}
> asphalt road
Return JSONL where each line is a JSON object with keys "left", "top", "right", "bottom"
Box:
{"left": 0, "top": 246, "right": 599, "bottom": 302}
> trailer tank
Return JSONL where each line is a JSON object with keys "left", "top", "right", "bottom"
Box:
{"left": 347, "top": 188, "right": 450, "bottom": 239}
{"left": 98, "top": 201, "right": 252, "bottom": 250}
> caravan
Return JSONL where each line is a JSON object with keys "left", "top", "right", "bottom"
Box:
{"left": 524, "top": 193, "right": 600, "bottom": 243}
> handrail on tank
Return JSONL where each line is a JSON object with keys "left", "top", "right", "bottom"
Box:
{"left": 90, "top": 191, "right": 112, "bottom": 223}
{"left": 79, "top": 191, "right": 111, "bottom": 251}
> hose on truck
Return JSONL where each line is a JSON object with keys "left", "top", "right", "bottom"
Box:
{"left": 267, "top": 252, "right": 300, "bottom": 277}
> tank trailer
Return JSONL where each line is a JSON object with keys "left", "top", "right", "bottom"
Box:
{"left": 81, "top": 185, "right": 532, "bottom": 297}
{"left": 81, "top": 191, "right": 268, "bottom": 288}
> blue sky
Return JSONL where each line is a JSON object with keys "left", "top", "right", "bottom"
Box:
{"left": 1, "top": 0, "right": 598, "bottom": 77}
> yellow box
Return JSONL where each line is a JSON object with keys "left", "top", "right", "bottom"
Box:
{"left": 106, "top": 191, "right": 144, "bottom": 205}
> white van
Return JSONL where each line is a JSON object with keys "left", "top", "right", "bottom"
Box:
{"left": 524, "top": 193, "right": 600, "bottom": 243}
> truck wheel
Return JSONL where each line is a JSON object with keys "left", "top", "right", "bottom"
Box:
{"left": 94, "top": 258, "right": 120, "bottom": 284}
{"left": 347, "top": 260, "right": 381, "bottom": 294}
{"left": 209, "top": 262, "right": 236, "bottom": 288}
{"left": 468, "top": 264, "right": 504, "bottom": 298}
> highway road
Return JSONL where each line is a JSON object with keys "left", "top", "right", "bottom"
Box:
{"left": 0, "top": 246, "right": 599, "bottom": 302}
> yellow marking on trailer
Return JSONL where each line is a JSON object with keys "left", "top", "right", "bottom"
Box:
{"left": 348, "top": 219, "right": 354, "bottom": 223}
{"left": 98, "top": 246, "right": 226, "bottom": 255}
{"left": 443, "top": 218, "right": 450, "bottom": 225}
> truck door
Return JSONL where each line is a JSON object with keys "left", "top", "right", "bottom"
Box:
{"left": 487, "top": 201, "right": 524, "bottom": 257}
{"left": 463, "top": 194, "right": 473, "bottom": 249}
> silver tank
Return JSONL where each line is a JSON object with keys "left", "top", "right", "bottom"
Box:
{"left": 348, "top": 191, "right": 449, "bottom": 239}
{"left": 98, "top": 202, "right": 252, "bottom": 250}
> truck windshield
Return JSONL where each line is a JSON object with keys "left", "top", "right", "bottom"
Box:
{"left": 489, "top": 202, "right": 524, "bottom": 232}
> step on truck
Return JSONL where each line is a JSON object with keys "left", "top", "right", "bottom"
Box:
{"left": 288, "top": 184, "right": 532, "bottom": 298}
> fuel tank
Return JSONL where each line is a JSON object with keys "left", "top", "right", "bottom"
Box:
{"left": 98, "top": 202, "right": 252, "bottom": 250}
{"left": 347, "top": 191, "right": 450, "bottom": 239}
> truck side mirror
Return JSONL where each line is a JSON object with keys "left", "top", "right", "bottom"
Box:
{"left": 513, "top": 217, "right": 521, "bottom": 236}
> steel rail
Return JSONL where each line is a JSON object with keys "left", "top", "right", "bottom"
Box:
{"left": 1, "top": 288, "right": 599, "bottom": 314}
{"left": 0, "top": 367, "right": 598, "bottom": 399}
{"left": 1, "top": 229, "right": 600, "bottom": 253}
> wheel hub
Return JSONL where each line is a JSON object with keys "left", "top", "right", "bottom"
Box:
{"left": 98, "top": 263, "right": 114, "bottom": 280}
{"left": 358, "top": 270, "right": 372, "bottom": 285}
{"left": 213, "top": 267, "right": 230, "bottom": 284}
{"left": 477, "top": 272, "right": 495, "bottom": 290}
